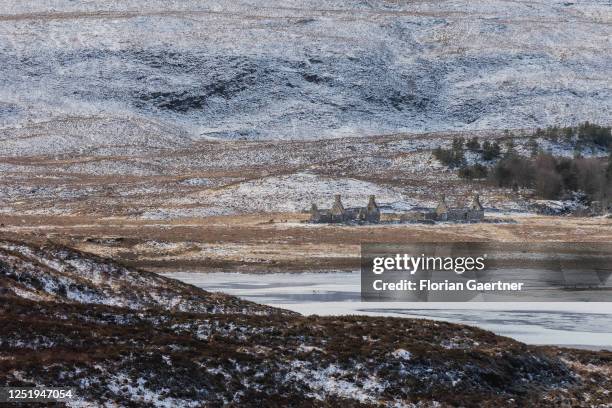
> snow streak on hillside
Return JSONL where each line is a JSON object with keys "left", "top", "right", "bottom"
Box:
{"left": 0, "top": 240, "right": 290, "bottom": 316}
{"left": 0, "top": 0, "right": 610, "bottom": 139}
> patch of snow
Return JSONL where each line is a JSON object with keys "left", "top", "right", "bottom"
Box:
{"left": 391, "top": 348, "right": 412, "bottom": 361}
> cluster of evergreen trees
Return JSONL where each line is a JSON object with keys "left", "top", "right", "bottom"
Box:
{"left": 490, "top": 152, "right": 612, "bottom": 202}
{"left": 432, "top": 138, "right": 465, "bottom": 167}
{"left": 458, "top": 150, "right": 612, "bottom": 202}
{"left": 534, "top": 122, "right": 611, "bottom": 149}
{"left": 458, "top": 163, "right": 488, "bottom": 179}
{"left": 432, "top": 136, "right": 501, "bottom": 168}
{"left": 431, "top": 123, "right": 612, "bottom": 203}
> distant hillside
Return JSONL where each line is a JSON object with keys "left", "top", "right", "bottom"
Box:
{"left": 1, "top": 240, "right": 611, "bottom": 406}
{"left": 0, "top": 0, "right": 610, "bottom": 139}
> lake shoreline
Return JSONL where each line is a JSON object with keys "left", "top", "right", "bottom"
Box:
{"left": 163, "top": 271, "right": 612, "bottom": 350}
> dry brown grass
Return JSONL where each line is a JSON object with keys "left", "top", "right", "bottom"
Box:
{"left": 2, "top": 213, "right": 611, "bottom": 272}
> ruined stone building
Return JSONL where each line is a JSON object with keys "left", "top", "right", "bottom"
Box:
{"left": 434, "top": 194, "right": 484, "bottom": 222}
{"left": 310, "top": 195, "right": 381, "bottom": 224}
{"left": 359, "top": 195, "right": 381, "bottom": 223}
{"left": 309, "top": 203, "right": 331, "bottom": 223}
{"left": 309, "top": 193, "right": 484, "bottom": 224}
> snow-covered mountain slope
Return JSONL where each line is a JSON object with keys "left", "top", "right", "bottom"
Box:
{"left": 0, "top": 240, "right": 290, "bottom": 315}
{"left": 0, "top": 117, "right": 193, "bottom": 156}
{"left": 0, "top": 0, "right": 610, "bottom": 140}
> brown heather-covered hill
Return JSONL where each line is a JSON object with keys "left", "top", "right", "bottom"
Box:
{"left": 1, "top": 240, "right": 611, "bottom": 407}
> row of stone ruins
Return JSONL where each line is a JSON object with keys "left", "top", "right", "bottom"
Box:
{"left": 309, "top": 194, "right": 485, "bottom": 224}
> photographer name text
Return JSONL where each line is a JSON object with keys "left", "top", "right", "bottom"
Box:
{"left": 372, "top": 279, "right": 524, "bottom": 292}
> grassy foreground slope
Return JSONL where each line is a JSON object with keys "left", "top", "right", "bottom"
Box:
{"left": 1, "top": 240, "right": 611, "bottom": 407}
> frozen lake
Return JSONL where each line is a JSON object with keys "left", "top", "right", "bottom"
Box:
{"left": 164, "top": 271, "right": 612, "bottom": 350}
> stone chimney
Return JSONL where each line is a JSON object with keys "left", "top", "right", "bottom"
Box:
{"left": 331, "top": 194, "right": 345, "bottom": 214}
{"left": 435, "top": 194, "right": 448, "bottom": 216}
{"left": 331, "top": 194, "right": 346, "bottom": 222}
{"left": 366, "top": 195, "right": 381, "bottom": 223}
{"left": 367, "top": 195, "right": 378, "bottom": 209}
{"left": 471, "top": 193, "right": 484, "bottom": 211}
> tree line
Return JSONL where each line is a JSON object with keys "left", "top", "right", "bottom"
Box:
{"left": 488, "top": 152, "right": 612, "bottom": 202}
{"left": 535, "top": 122, "right": 611, "bottom": 149}
{"left": 432, "top": 123, "right": 612, "bottom": 204}
{"left": 432, "top": 136, "right": 502, "bottom": 168}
